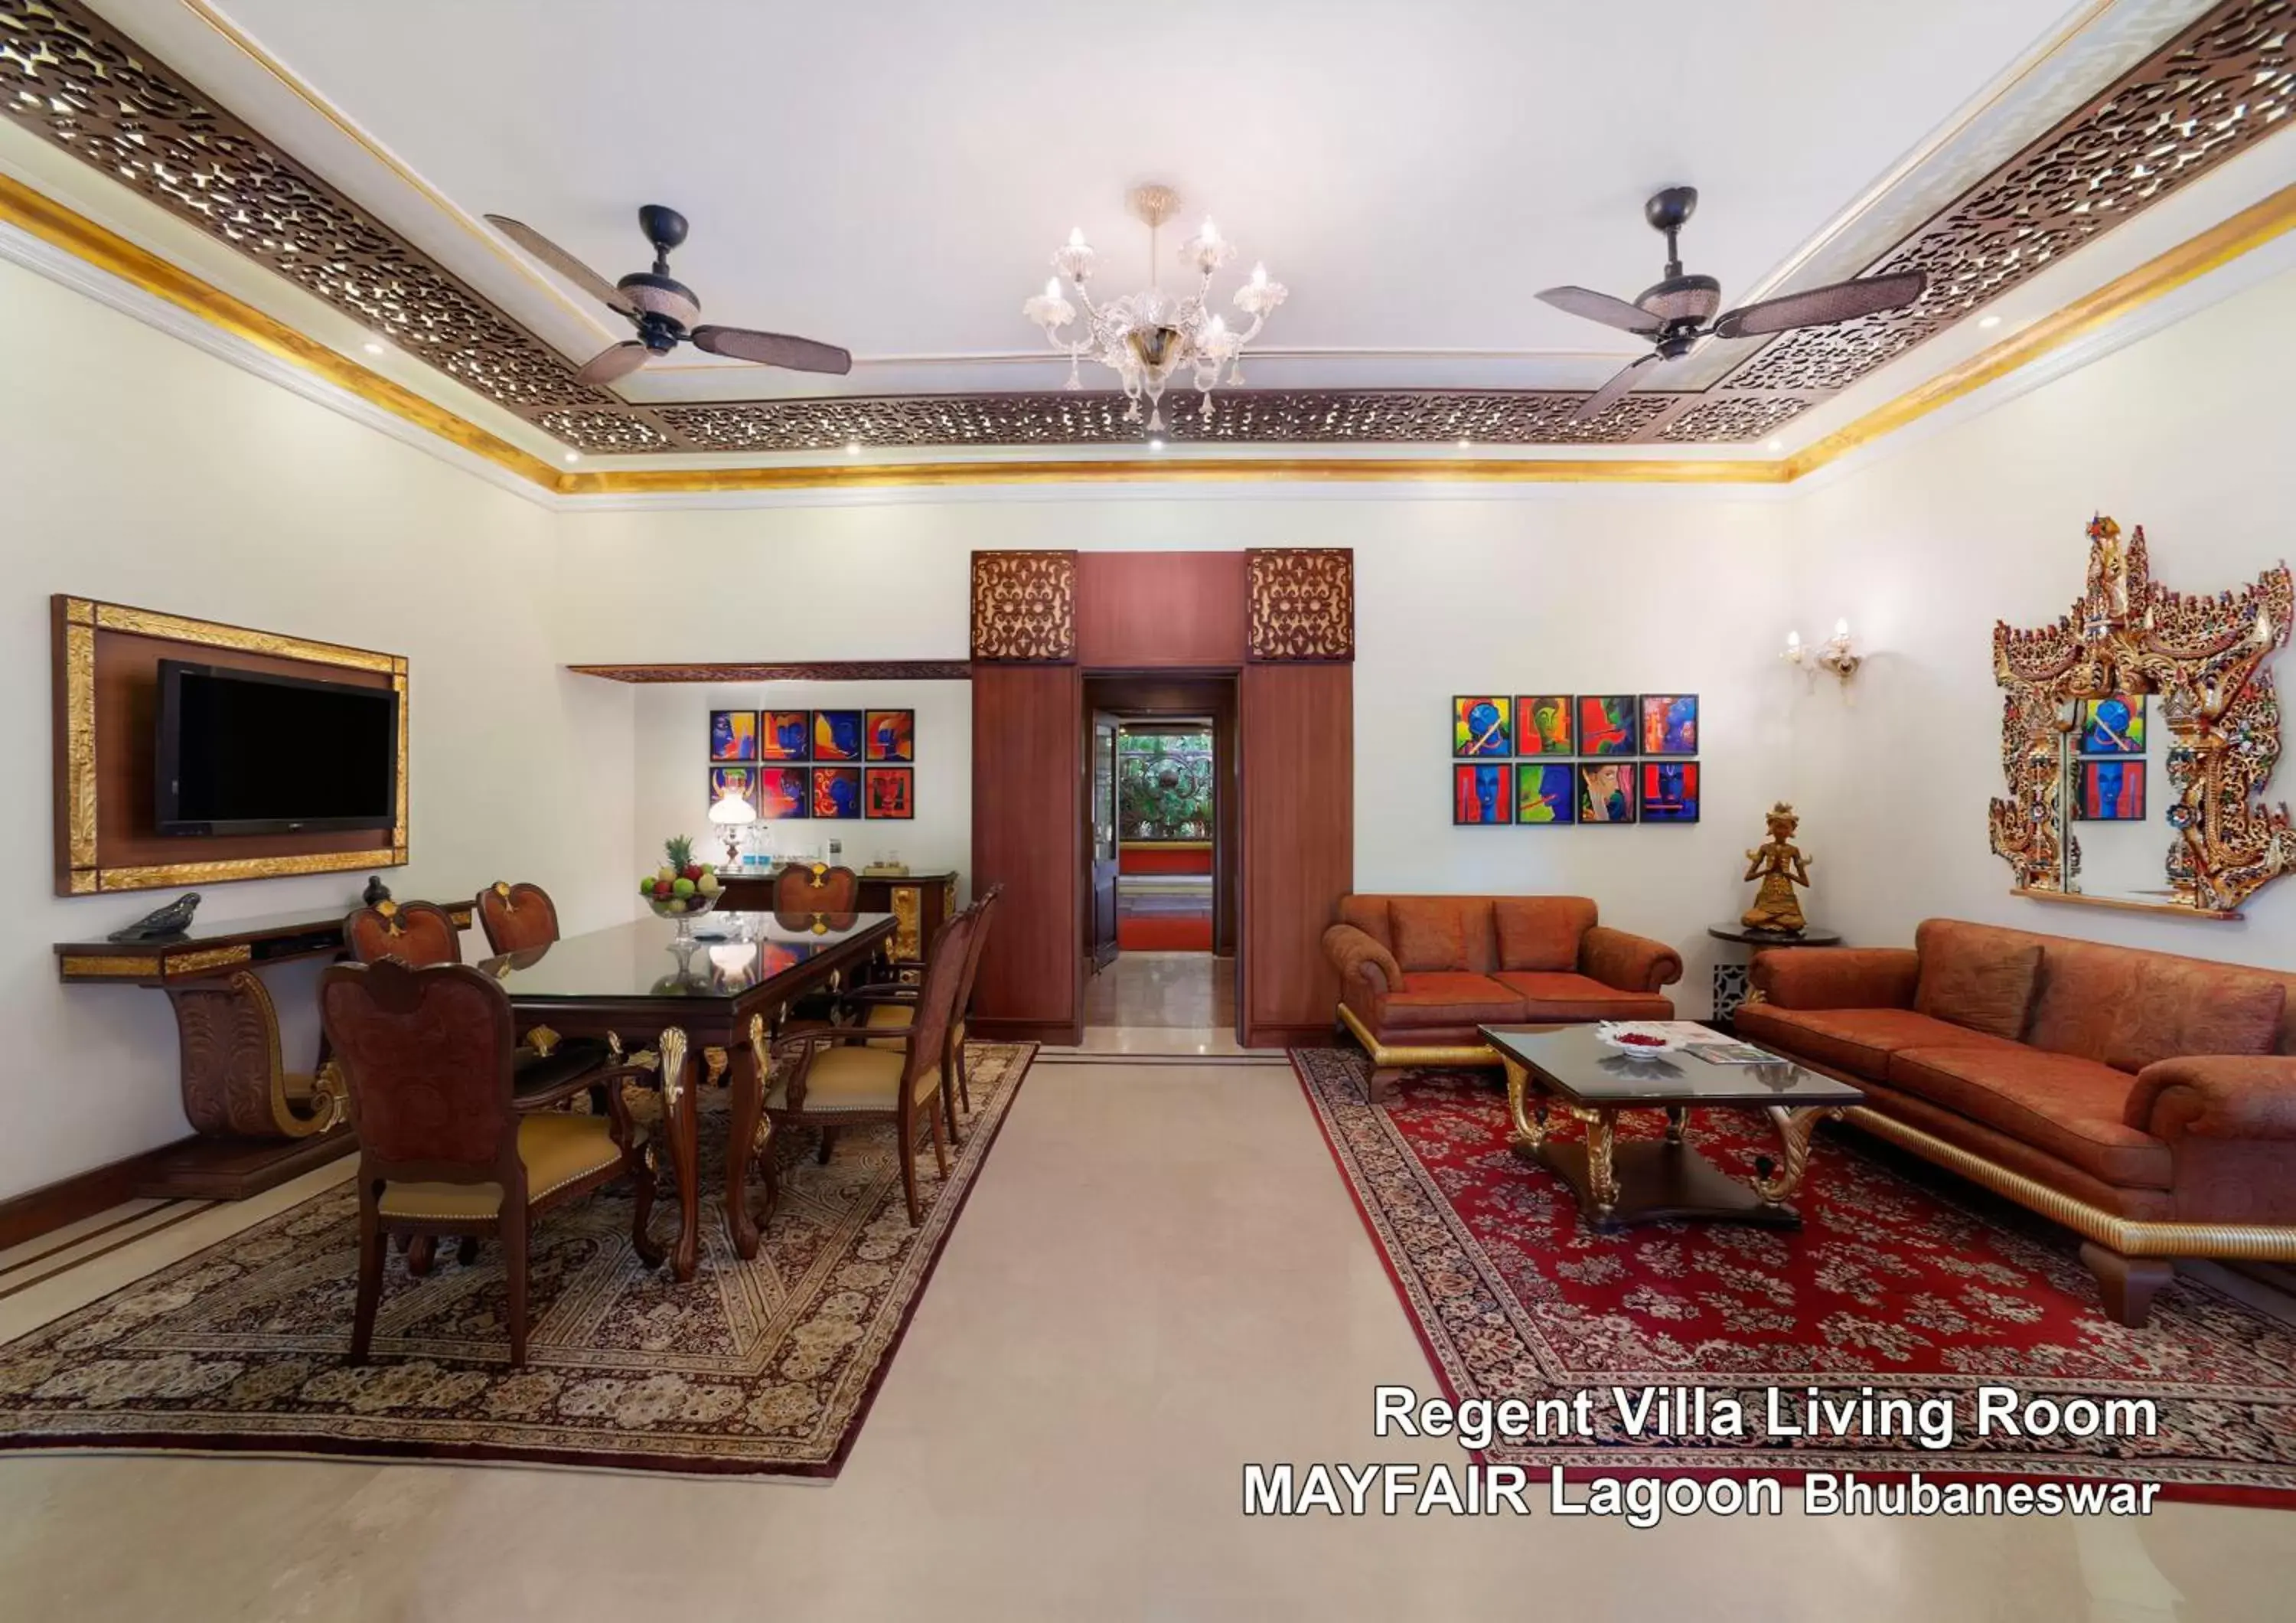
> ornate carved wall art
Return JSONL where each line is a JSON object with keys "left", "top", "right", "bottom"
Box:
{"left": 566, "top": 661, "right": 972, "bottom": 684}
{"left": 1722, "top": 2, "right": 2294, "bottom": 398}
{"left": 1990, "top": 515, "right": 2296, "bottom": 916}
{"left": 5, "top": 0, "right": 2286, "bottom": 453}
{"left": 1247, "top": 550, "right": 1355, "bottom": 662}
{"left": 970, "top": 552, "right": 1078, "bottom": 663}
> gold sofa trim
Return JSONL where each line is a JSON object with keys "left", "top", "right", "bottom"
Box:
{"left": 1336, "top": 1003, "right": 1503, "bottom": 1071}
{"left": 1842, "top": 1106, "right": 2296, "bottom": 1262}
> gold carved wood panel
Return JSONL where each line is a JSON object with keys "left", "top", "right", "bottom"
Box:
{"left": 889, "top": 885, "right": 922, "bottom": 963}
{"left": 1990, "top": 516, "right": 2296, "bottom": 914}
{"left": 970, "top": 552, "right": 1077, "bottom": 663}
{"left": 1247, "top": 550, "right": 1355, "bottom": 662}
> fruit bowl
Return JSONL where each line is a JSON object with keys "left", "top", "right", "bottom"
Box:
{"left": 639, "top": 837, "right": 723, "bottom": 936}
{"left": 1595, "top": 1022, "right": 1684, "bottom": 1059}
{"left": 646, "top": 891, "right": 717, "bottom": 923}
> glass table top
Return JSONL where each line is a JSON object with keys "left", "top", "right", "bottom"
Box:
{"left": 479, "top": 911, "right": 894, "bottom": 1002}
{"left": 1477, "top": 1024, "right": 1864, "bottom": 1106}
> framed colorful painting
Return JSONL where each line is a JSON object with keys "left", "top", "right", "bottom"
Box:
{"left": 1577, "top": 761, "right": 1636, "bottom": 824}
{"left": 709, "top": 710, "right": 758, "bottom": 762}
{"left": 2072, "top": 759, "right": 2146, "bottom": 820}
{"left": 1515, "top": 694, "right": 1574, "bottom": 756}
{"left": 707, "top": 765, "right": 757, "bottom": 807}
{"left": 1517, "top": 763, "right": 1575, "bottom": 825}
{"left": 1453, "top": 696, "right": 1511, "bottom": 758}
{"left": 759, "top": 710, "right": 811, "bottom": 761}
{"left": 1640, "top": 761, "right": 1700, "bottom": 822}
{"left": 866, "top": 709, "right": 915, "bottom": 763}
{"left": 755, "top": 766, "right": 809, "bottom": 819}
{"left": 812, "top": 709, "right": 864, "bottom": 763}
{"left": 864, "top": 766, "right": 915, "bottom": 819}
{"left": 810, "top": 766, "right": 863, "bottom": 819}
{"left": 1639, "top": 694, "right": 1698, "bottom": 756}
{"left": 2078, "top": 694, "right": 2145, "bottom": 756}
{"left": 1453, "top": 763, "right": 1513, "bottom": 825}
{"left": 1577, "top": 695, "right": 1635, "bottom": 756}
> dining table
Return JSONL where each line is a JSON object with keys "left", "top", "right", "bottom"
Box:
{"left": 479, "top": 909, "right": 898, "bottom": 1282}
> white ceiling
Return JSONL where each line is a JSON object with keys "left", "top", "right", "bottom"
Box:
{"left": 91, "top": 0, "right": 2115, "bottom": 402}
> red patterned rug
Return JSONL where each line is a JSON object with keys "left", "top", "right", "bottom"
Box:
{"left": 1290, "top": 1048, "right": 2296, "bottom": 1504}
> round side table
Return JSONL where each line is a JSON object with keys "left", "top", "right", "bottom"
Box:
{"left": 1706, "top": 923, "right": 1842, "bottom": 1027}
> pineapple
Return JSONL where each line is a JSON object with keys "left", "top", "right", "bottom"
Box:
{"left": 664, "top": 834, "right": 696, "bottom": 872}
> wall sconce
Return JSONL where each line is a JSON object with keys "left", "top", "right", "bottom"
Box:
{"left": 1783, "top": 619, "right": 1862, "bottom": 685}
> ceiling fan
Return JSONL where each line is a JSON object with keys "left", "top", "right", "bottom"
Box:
{"left": 484, "top": 204, "right": 853, "bottom": 386}
{"left": 1538, "top": 186, "right": 1926, "bottom": 423}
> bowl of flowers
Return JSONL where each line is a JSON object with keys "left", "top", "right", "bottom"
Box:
{"left": 640, "top": 835, "right": 722, "bottom": 936}
{"left": 1595, "top": 1022, "right": 1685, "bottom": 1060}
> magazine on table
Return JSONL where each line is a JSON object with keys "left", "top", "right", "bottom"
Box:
{"left": 1691, "top": 1040, "right": 1788, "bottom": 1066}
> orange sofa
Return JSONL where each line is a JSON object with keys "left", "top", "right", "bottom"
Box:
{"left": 1739, "top": 919, "right": 2296, "bottom": 1326}
{"left": 1325, "top": 894, "right": 1681, "bottom": 1100}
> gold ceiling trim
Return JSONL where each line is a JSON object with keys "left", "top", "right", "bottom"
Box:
{"left": 0, "top": 171, "right": 560, "bottom": 489}
{"left": 5, "top": 168, "right": 2294, "bottom": 495}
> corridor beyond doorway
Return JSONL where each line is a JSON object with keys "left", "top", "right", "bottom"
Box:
{"left": 1114, "top": 722, "right": 1215, "bottom": 952}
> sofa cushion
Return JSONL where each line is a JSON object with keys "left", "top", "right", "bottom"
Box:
{"left": 2106, "top": 960, "right": 2285, "bottom": 1074}
{"left": 1337, "top": 896, "right": 1394, "bottom": 953}
{"left": 1913, "top": 920, "right": 2042, "bottom": 1040}
{"left": 1493, "top": 896, "right": 1596, "bottom": 972}
{"left": 1488, "top": 972, "right": 1672, "bottom": 1022}
{"left": 2025, "top": 939, "right": 2146, "bottom": 1064}
{"left": 1392, "top": 898, "right": 1480, "bottom": 972}
{"left": 1733, "top": 1004, "right": 2023, "bottom": 1079}
{"left": 1887, "top": 1046, "right": 2170, "bottom": 1190}
{"left": 1378, "top": 972, "right": 1527, "bottom": 1030}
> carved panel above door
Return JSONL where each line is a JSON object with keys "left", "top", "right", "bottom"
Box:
{"left": 1247, "top": 550, "right": 1355, "bottom": 663}
{"left": 970, "top": 551, "right": 1077, "bottom": 664}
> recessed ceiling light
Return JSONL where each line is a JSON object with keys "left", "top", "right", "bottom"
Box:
{"left": 1978, "top": 315, "right": 2002, "bottom": 328}
{"left": 1457, "top": 437, "right": 1473, "bottom": 449}
{"left": 362, "top": 341, "right": 384, "bottom": 355}
{"left": 846, "top": 441, "right": 861, "bottom": 456}
{"left": 562, "top": 451, "right": 580, "bottom": 464}
{"left": 1148, "top": 437, "right": 1166, "bottom": 452}
{"left": 1766, "top": 438, "right": 1784, "bottom": 452}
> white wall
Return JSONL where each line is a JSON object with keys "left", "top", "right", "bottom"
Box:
{"left": 1787, "top": 261, "right": 2296, "bottom": 972}
{"left": 556, "top": 491, "right": 1797, "bottom": 1007}
{"left": 0, "top": 258, "right": 634, "bottom": 1200}
{"left": 632, "top": 681, "right": 970, "bottom": 882}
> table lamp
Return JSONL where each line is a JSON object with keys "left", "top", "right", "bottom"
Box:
{"left": 707, "top": 793, "right": 757, "bottom": 867}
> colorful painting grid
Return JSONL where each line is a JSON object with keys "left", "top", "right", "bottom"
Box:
{"left": 1517, "top": 763, "right": 1575, "bottom": 825}
{"left": 1577, "top": 761, "right": 1637, "bottom": 824}
{"left": 1641, "top": 761, "right": 1700, "bottom": 822}
{"left": 813, "top": 710, "right": 865, "bottom": 763}
{"left": 709, "top": 710, "right": 758, "bottom": 762}
{"left": 1640, "top": 694, "right": 1698, "bottom": 756}
{"left": 1453, "top": 696, "right": 1512, "bottom": 758}
{"left": 2073, "top": 759, "right": 2146, "bottom": 820}
{"left": 866, "top": 710, "right": 915, "bottom": 762}
{"left": 1515, "top": 694, "right": 1574, "bottom": 755}
{"left": 2079, "top": 694, "right": 2146, "bottom": 756}
{"left": 1453, "top": 763, "right": 1513, "bottom": 825}
{"left": 864, "top": 766, "right": 914, "bottom": 818}
{"left": 1576, "top": 695, "right": 1636, "bottom": 756}
{"left": 759, "top": 710, "right": 811, "bottom": 760}
{"left": 755, "top": 766, "right": 809, "bottom": 819}
{"left": 810, "top": 766, "right": 863, "bottom": 819}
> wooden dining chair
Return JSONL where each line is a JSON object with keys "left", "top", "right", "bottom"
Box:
{"left": 321, "top": 958, "right": 664, "bottom": 1367}
{"left": 477, "top": 880, "right": 561, "bottom": 955}
{"left": 344, "top": 899, "right": 464, "bottom": 967}
{"left": 774, "top": 861, "right": 859, "bottom": 912}
{"left": 841, "top": 883, "right": 1003, "bottom": 1139}
{"left": 757, "top": 904, "right": 979, "bottom": 1226}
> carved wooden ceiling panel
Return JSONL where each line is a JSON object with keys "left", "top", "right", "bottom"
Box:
{"left": 4, "top": 0, "right": 2288, "bottom": 454}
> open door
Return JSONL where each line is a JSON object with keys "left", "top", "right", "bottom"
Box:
{"left": 1089, "top": 710, "right": 1120, "bottom": 970}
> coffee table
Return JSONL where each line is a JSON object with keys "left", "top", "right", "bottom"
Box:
{"left": 1476, "top": 1025, "right": 1863, "bottom": 1231}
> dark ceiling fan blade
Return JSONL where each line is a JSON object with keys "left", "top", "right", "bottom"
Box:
{"left": 575, "top": 341, "right": 652, "bottom": 384}
{"left": 1570, "top": 353, "right": 1658, "bottom": 423}
{"left": 1536, "top": 286, "right": 1664, "bottom": 336}
{"left": 484, "top": 214, "right": 637, "bottom": 315}
{"left": 1712, "top": 269, "right": 1926, "bottom": 339}
{"left": 691, "top": 325, "right": 854, "bottom": 374}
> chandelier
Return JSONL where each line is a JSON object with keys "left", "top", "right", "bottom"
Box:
{"left": 1022, "top": 183, "right": 1287, "bottom": 433}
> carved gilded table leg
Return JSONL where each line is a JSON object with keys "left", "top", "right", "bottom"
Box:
{"left": 703, "top": 1046, "right": 729, "bottom": 1089}
{"left": 1664, "top": 1105, "right": 1688, "bottom": 1146}
{"left": 1502, "top": 1058, "right": 1548, "bottom": 1158}
{"left": 1753, "top": 1105, "right": 1844, "bottom": 1203}
{"left": 1571, "top": 1104, "right": 1619, "bottom": 1216}
{"left": 656, "top": 1027, "right": 701, "bottom": 1282}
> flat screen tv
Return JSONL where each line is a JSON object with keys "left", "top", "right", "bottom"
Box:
{"left": 155, "top": 659, "right": 399, "bottom": 836}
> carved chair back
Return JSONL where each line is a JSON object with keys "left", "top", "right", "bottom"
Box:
{"left": 774, "top": 862, "right": 859, "bottom": 913}
{"left": 320, "top": 959, "right": 521, "bottom": 1196}
{"left": 901, "top": 906, "right": 980, "bottom": 1106}
{"left": 477, "top": 881, "right": 561, "bottom": 955}
{"left": 953, "top": 883, "right": 1003, "bottom": 1024}
{"left": 344, "top": 900, "right": 464, "bottom": 968}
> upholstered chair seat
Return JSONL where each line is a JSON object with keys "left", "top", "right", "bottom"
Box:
{"left": 377, "top": 1113, "right": 627, "bottom": 1221}
{"left": 764, "top": 1045, "right": 918, "bottom": 1114}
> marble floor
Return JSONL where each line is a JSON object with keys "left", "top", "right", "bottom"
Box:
{"left": 1081, "top": 949, "right": 1235, "bottom": 1032}
{"left": 5, "top": 1053, "right": 2296, "bottom": 1619}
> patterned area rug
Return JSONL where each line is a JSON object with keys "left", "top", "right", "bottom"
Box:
{"left": 1291, "top": 1049, "right": 2296, "bottom": 1502}
{"left": 0, "top": 1043, "right": 1035, "bottom": 1477}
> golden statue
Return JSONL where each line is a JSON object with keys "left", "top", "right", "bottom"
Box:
{"left": 1742, "top": 802, "right": 1814, "bottom": 934}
